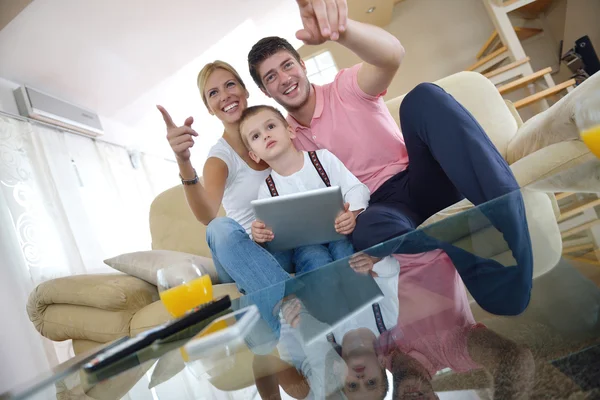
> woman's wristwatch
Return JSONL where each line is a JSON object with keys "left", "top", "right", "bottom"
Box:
{"left": 180, "top": 169, "right": 199, "bottom": 185}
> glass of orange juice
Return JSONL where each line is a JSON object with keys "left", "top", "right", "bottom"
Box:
{"left": 577, "top": 93, "right": 600, "bottom": 158}
{"left": 157, "top": 263, "right": 213, "bottom": 318}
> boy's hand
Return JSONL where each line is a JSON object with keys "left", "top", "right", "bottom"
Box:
{"left": 251, "top": 220, "right": 274, "bottom": 243}
{"left": 349, "top": 253, "right": 380, "bottom": 277}
{"left": 282, "top": 298, "right": 303, "bottom": 328}
{"left": 335, "top": 203, "right": 356, "bottom": 235}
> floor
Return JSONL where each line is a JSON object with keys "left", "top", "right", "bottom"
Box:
{"left": 432, "top": 252, "right": 600, "bottom": 399}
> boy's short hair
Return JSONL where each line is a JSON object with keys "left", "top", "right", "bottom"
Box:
{"left": 248, "top": 36, "right": 303, "bottom": 90}
{"left": 239, "top": 105, "right": 288, "bottom": 149}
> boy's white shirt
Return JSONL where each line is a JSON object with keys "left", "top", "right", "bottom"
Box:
{"left": 277, "top": 257, "right": 400, "bottom": 399}
{"left": 258, "top": 149, "right": 398, "bottom": 397}
{"left": 257, "top": 149, "right": 370, "bottom": 213}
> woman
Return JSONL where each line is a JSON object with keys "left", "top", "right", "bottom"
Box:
{"left": 157, "top": 61, "right": 329, "bottom": 294}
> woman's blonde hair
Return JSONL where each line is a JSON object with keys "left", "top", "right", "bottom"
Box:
{"left": 197, "top": 60, "right": 247, "bottom": 110}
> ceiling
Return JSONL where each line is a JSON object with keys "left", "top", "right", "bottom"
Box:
{"left": 350, "top": 0, "right": 398, "bottom": 27}
{"left": 0, "top": 0, "right": 302, "bottom": 157}
{"left": 0, "top": 0, "right": 32, "bottom": 31}
{"left": 0, "top": 0, "right": 405, "bottom": 159}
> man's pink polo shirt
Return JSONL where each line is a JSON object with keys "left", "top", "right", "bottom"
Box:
{"left": 377, "top": 251, "right": 483, "bottom": 376}
{"left": 287, "top": 64, "right": 409, "bottom": 193}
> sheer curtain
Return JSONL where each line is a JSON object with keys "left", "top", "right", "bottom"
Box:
{"left": 0, "top": 113, "right": 179, "bottom": 391}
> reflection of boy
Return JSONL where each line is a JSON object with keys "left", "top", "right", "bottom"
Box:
{"left": 240, "top": 105, "right": 369, "bottom": 273}
{"left": 378, "top": 253, "right": 535, "bottom": 399}
{"left": 277, "top": 254, "right": 399, "bottom": 400}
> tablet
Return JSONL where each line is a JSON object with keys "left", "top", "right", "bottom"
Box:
{"left": 251, "top": 186, "right": 345, "bottom": 252}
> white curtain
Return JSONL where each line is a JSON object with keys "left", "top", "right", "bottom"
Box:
{"left": 0, "top": 114, "right": 179, "bottom": 393}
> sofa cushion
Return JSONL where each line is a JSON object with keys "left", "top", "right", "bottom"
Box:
{"left": 72, "top": 339, "right": 103, "bottom": 355}
{"left": 104, "top": 250, "right": 219, "bottom": 286}
{"left": 385, "top": 71, "right": 517, "bottom": 159}
{"left": 27, "top": 274, "right": 158, "bottom": 341}
{"left": 149, "top": 185, "right": 226, "bottom": 258}
{"left": 36, "top": 304, "right": 134, "bottom": 342}
{"left": 510, "top": 140, "right": 597, "bottom": 192}
{"left": 129, "top": 300, "right": 171, "bottom": 337}
{"left": 130, "top": 283, "right": 242, "bottom": 336}
{"left": 507, "top": 71, "right": 600, "bottom": 164}
{"left": 27, "top": 274, "right": 158, "bottom": 313}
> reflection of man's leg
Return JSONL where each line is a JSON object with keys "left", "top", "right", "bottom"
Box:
{"left": 437, "top": 192, "right": 533, "bottom": 315}
{"left": 399, "top": 84, "right": 533, "bottom": 315}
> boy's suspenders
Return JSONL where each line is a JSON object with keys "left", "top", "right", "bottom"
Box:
{"left": 308, "top": 151, "right": 331, "bottom": 187}
{"left": 265, "top": 151, "right": 331, "bottom": 197}
{"left": 372, "top": 304, "right": 388, "bottom": 334}
{"left": 265, "top": 151, "right": 389, "bottom": 339}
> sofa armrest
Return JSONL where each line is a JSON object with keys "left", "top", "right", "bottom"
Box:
{"left": 507, "top": 72, "right": 600, "bottom": 164}
{"left": 28, "top": 274, "right": 158, "bottom": 312}
{"left": 509, "top": 140, "right": 595, "bottom": 192}
{"left": 27, "top": 274, "right": 159, "bottom": 342}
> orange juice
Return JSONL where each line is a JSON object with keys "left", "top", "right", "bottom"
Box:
{"left": 179, "top": 320, "right": 228, "bottom": 362}
{"left": 198, "top": 319, "right": 228, "bottom": 337}
{"left": 581, "top": 124, "right": 600, "bottom": 158}
{"left": 159, "top": 275, "right": 213, "bottom": 317}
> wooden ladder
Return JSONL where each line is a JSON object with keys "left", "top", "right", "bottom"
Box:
{"left": 472, "top": 0, "right": 576, "bottom": 114}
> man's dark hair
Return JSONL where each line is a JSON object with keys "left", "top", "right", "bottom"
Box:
{"left": 248, "top": 36, "right": 303, "bottom": 90}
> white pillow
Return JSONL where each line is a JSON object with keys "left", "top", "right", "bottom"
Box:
{"left": 104, "top": 250, "right": 219, "bottom": 286}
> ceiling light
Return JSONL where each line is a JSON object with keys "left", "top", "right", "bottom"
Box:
{"left": 366, "top": 7, "right": 376, "bottom": 13}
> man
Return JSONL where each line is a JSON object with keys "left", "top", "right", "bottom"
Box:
{"left": 248, "top": 0, "right": 533, "bottom": 316}
{"left": 378, "top": 251, "right": 535, "bottom": 399}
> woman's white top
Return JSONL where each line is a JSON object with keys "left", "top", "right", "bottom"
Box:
{"left": 206, "top": 138, "right": 271, "bottom": 234}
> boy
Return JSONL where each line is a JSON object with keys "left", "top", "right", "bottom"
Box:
{"left": 240, "top": 104, "right": 368, "bottom": 270}
{"left": 240, "top": 104, "right": 400, "bottom": 398}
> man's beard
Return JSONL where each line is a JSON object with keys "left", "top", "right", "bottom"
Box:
{"left": 279, "top": 79, "right": 311, "bottom": 112}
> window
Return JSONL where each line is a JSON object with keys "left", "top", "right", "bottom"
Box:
{"left": 304, "top": 51, "right": 338, "bottom": 85}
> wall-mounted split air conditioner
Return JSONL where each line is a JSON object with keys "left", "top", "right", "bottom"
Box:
{"left": 13, "top": 85, "right": 103, "bottom": 137}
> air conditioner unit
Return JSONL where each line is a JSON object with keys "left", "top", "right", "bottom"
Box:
{"left": 13, "top": 85, "right": 104, "bottom": 137}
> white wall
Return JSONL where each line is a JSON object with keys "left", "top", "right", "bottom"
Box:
{"left": 563, "top": 0, "right": 600, "bottom": 57}
{"left": 0, "top": 76, "right": 19, "bottom": 114}
{"left": 299, "top": 0, "right": 495, "bottom": 99}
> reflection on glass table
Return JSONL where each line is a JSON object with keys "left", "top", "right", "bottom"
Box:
{"left": 4, "top": 186, "right": 600, "bottom": 399}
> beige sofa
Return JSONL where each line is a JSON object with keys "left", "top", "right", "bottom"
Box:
{"left": 27, "top": 71, "right": 593, "bottom": 385}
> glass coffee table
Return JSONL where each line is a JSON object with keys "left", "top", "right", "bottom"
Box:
{"left": 3, "top": 161, "right": 600, "bottom": 400}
